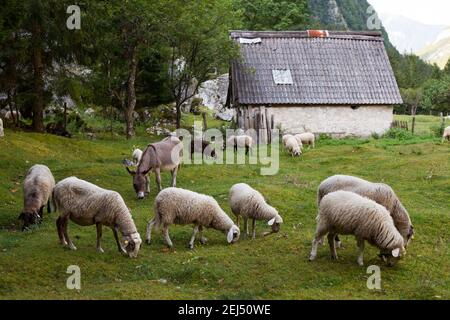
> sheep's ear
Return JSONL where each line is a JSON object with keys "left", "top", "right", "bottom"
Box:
{"left": 392, "top": 248, "right": 400, "bottom": 257}
{"left": 227, "top": 229, "right": 234, "bottom": 243}
{"left": 268, "top": 218, "right": 276, "bottom": 226}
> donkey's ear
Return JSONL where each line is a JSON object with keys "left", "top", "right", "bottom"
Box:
{"left": 125, "top": 167, "right": 136, "bottom": 176}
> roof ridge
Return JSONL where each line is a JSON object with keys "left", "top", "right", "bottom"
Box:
{"left": 230, "top": 30, "right": 383, "bottom": 41}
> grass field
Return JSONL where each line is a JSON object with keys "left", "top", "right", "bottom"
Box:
{"left": 0, "top": 116, "right": 449, "bottom": 300}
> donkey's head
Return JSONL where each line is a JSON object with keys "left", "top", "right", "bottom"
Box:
{"left": 124, "top": 159, "right": 149, "bottom": 199}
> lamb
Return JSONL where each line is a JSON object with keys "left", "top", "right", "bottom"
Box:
{"left": 309, "top": 190, "right": 405, "bottom": 266}
{"left": 229, "top": 183, "right": 283, "bottom": 239}
{"left": 132, "top": 148, "right": 143, "bottom": 165}
{"left": 285, "top": 136, "right": 302, "bottom": 157}
{"left": 317, "top": 175, "right": 414, "bottom": 247}
{"left": 282, "top": 134, "right": 294, "bottom": 146}
{"left": 226, "top": 135, "right": 253, "bottom": 155}
{"left": 295, "top": 132, "right": 315, "bottom": 148}
{"left": 19, "top": 164, "right": 55, "bottom": 231}
{"left": 442, "top": 126, "right": 450, "bottom": 143}
{"left": 146, "top": 187, "right": 240, "bottom": 249}
{"left": 53, "top": 177, "right": 142, "bottom": 258}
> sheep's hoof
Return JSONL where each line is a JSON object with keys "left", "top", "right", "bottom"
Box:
{"left": 97, "top": 247, "right": 104, "bottom": 253}
{"left": 68, "top": 244, "right": 77, "bottom": 251}
{"left": 145, "top": 239, "right": 151, "bottom": 245}
{"left": 309, "top": 255, "right": 316, "bottom": 262}
{"left": 357, "top": 260, "right": 364, "bottom": 267}
{"left": 335, "top": 241, "right": 342, "bottom": 249}
{"left": 331, "top": 255, "right": 338, "bottom": 260}
{"left": 188, "top": 243, "right": 195, "bottom": 250}
{"left": 200, "top": 237, "right": 207, "bottom": 245}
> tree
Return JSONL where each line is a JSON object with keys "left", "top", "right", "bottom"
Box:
{"left": 401, "top": 88, "right": 423, "bottom": 133}
{"left": 421, "top": 78, "right": 450, "bottom": 115}
{"left": 235, "top": 0, "right": 308, "bottom": 31}
{"left": 163, "top": 0, "right": 241, "bottom": 128}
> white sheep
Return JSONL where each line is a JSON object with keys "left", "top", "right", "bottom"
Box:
{"left": 229, "top": 183, "right": 283, "bottom": 239}
{"left": 282, "top": 134, "right": 294, "bottom": 146}
{"left": 309, "top": 190, "right": 405, "bottom": 266}
{"left": 146, "top": 187, "right": 240, "bottom": 249}
{"left": 227, "top": 135, "right": 253, "bottom": 155}
{"left": 442, "top": 126, "right": 450, "bottom": 143}
{"left": 317, "top": 175, "right": 414, "bottom": 247}
{"left": 132, "top": 148, "right": 143, "bottom": 165}
{"left": 53, "top": 177, "right": 142, "bottom": 258}
{"left": 295, "top": 132, "right": 315, "bottom": 148}
{"left": 20, "top": 164, "right": 55, "bottom": 230}
{"left": 285, "top": 136, "right": 302, "bottom": 156}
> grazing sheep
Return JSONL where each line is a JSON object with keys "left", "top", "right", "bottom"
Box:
{"left": 285, "top": 136, "right": 302, "bottom": 157}
{"left": 442, "top": 126, "right": 450, "bottom": 143}
{"left": 226, "top": 135, "right": 253, "bottom": 155}
{"left": 317, "top": 175, "right": 414, "bottom": 247}
{"left": 5, "top": 110, "right": 21, "bottom": 122}
{"left": 229, "top": 183, "right": 283, "bottom": 239}
{"left": 132, "top": 148, "right": 143, "bottom": 165}
{"left": 146, "top": 187, "right": 240, "bottom": 249}
{"left": 20, "top": 164, "right": 55, "bottom": 231}
{"left": 309, "top": 190, "right": 405, "bottom": 266}
{"left": 0, "top": 118, "right": 3, "bottom": 137}
{"left": 295, "top": 132, "right": 315, "bottom": 148}
{"left": 53, "top": 177, "right": 142, "bottom": 258}
{"left": 282, "top": 134, "right": 294, "bottom": 146}
{"left": 190, "top": 139, "right": 216, "bottom": 160}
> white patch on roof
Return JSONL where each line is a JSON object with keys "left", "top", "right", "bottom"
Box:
{"left": 272, "top": 69, "right": 293, "bottom": 85}
{"left": 239, "top": 37, "right": 262, "bottom": 44}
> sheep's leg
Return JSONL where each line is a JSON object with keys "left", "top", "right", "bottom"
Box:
{"left": 236, "top": 215, "right": 240, "bottom": 227}
{"left": 96, "top": 223, "right": 104, "bottom": 253}
{"left": 245, "top": 145, "right": 249, "bottom": 155}
{"left": 162, "top": 225, "right": 173, "bottom": 248}
{"left": 335, "top": 235, "right": 342, "bottom": 248}
{"left": 328, "top": 233, "right": 338, "bottom": 260}
{"left": 56, "top": 216, "right": 67, "bottom": 246}
{"left": 47, "top": 200, "right": 52, "bottom": 214}
{"left": 171, "top": 166, "right": 178, "bottom": 187}
{"left": 145, "top": 218, "right": 156, "bottom": 245}
{"left": 188, "top": 225, "right": 199, "bottom": 250}
{"left": 251, "top": 218, "right": 256, "bottom": 239}
{"left": 309, "top": 226, "right": 327, "bottom": 261}
{"left": 243, "top": 218, "right": 249, "bottom": 238}
{"left": 155, "top": 168, "right": 162, "bottom": 191}
{"left": 62, "top": 217, "right": 77, "bottom": 250}
{"left": 113, "top": 226, "right": 126, "bottom": 254}
{"left": 356, "top": 238, "right": 365, "bottom": 266}
{"left": 199, "top": 225, "right": 207, "bottom": 244}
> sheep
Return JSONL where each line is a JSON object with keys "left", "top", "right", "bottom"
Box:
{"left": 132, "top": 148, "right": 143, "bottom": 165}
{"left": 285, "top": 136, "right": 302, "bottom": 157}
{"left": 317, "top": 175, "right": 414, "bottom": 248}
{"left": 309, "top": 190, "right": 405, "bottom": 266}
{"left": 146, "top": 187, "right": 240, "bottom": 249}
{"left": 229, "top": 183, "right": 283, "bottom": 239}
{"left": 53, "top": 177, "right": 142, "bottom": 258}
{"left": 19, "top": 164, "right": 55, "bottom": 231}
{"left": 226, "top": 135, "right": 253, "bottom": 155}
{"left": 282, "top": 134, "right": 294, "bottom": 146}
{"left": 442, "top": 126, "right": 450, "bottom": 143}
{"left": 295, "top": 132, "right": 315, "bottom": 148}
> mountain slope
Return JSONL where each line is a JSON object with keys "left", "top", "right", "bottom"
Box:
{"left": 419, "top": 28, "right": 450, "bottom": 68}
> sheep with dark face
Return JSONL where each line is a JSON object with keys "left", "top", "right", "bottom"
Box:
{"left": 310, "top": 190, "right": 405, "bottom": 266}
{"left": 229, "top": 183, "right": 283, "bottom": 239}
{"left": 20, "top": 164, "right": 55, "bottom": 231}
{"left": 53, "top": 177, "right": 142, "bottom": 258}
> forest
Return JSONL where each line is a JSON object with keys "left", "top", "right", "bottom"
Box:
{"left": 0, "top": 0, "right": 449, "bottom": 138}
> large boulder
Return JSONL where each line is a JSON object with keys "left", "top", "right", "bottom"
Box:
{"left": 193, "top": 74, "right": 234, "bottom": 121}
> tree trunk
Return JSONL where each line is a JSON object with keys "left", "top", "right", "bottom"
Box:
{"left": 202, "top": 112, "right": 207, "bottom": 130}
{"left": 125, "top": 46, "right": 138, "bottom": 139}
{"left": 31, "top": 19, "right": 45, "bottom": 132}
{"left": 176, "top": 101, "right": 182, "bottom": 129}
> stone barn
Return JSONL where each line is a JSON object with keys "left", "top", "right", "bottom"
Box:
{"left": 227, "top": 30, "right": 403, "bottom": 138}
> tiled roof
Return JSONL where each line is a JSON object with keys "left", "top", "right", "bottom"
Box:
{"left": 230, "top": 31, "right": 403, "bottom": 105}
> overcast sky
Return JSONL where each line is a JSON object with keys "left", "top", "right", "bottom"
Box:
{"left": 369, "top": 0, "right": 450, "bottom": 26}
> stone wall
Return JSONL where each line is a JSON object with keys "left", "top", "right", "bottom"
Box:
{"left": 269, "top": 105, "right": 393, "bottom": 138}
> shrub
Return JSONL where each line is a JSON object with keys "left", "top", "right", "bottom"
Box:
{"left": 382, "top": 128, "right": 415, "bottom": 140}
{"left": 430, "top": 122, "right": 445, "bottom": 138}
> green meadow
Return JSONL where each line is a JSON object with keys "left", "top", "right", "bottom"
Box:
{"left": 0, "top": 116, "right": 449, "bottom": 300}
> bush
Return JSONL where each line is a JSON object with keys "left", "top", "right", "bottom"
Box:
{"left": 430, "top": 122, "right": 445, "bottom": 138}
{"left": 382, "top": 128, "right": 415, "bottom": 140}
